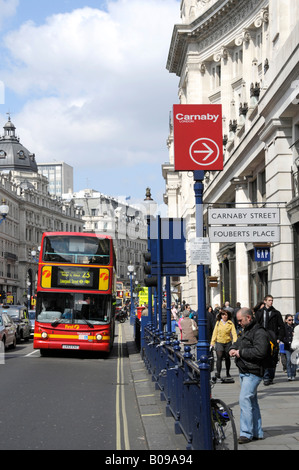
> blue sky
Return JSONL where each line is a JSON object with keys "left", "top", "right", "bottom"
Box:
{"left": 0, "top": 0, "right": 180, "bottom": 205}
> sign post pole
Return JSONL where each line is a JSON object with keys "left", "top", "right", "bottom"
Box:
{"left": 146, "top": 216, "right": 153, "bottom": 327}
{"left": 173, "top": 104, "right": 221, "bottom": 450}
{"left": 194, "top": 170, "right": 213, "bottom": 450}
{"left": 166, "top": 276, "right": 171, "bottom": 336}
{"left": 157, "top": 215, "right": 163, "bottom": 333}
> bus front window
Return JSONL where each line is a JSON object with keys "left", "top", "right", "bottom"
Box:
{"left": 36, "top": 293, "right": 111, "bottom": 325}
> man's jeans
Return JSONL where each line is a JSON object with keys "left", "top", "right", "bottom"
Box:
{"left": 239, "top": 373, "right": 263, "bottom": 439}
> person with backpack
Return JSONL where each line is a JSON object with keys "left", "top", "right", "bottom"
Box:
{"left": 255, "top": 295, "right": 285, "bottom": 385}
{"left": 229, "top": 307, "right": 270, "bottom": 444}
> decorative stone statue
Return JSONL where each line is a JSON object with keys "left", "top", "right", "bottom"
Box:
{"left": 144, "top": 187, "right": 153, "bottom": 201}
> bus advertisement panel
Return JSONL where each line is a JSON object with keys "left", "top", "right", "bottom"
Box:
{"left": 33, "top": 232, "right": 116, "bottom": 355}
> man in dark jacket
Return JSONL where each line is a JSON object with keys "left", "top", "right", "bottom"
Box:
{"left": 255, "top": 294, "right": 284, "bottom": 385}
{"left": 229, "top": 308, "right": 269, "bottom": 444}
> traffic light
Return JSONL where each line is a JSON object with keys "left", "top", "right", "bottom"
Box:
{"left": 0, "top": 292, "right": 6, "bottom": 302}
{"left": 143, "top": 252, "right": 157, "bottom": 288}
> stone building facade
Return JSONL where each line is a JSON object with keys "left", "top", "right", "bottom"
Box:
{"left": 0, "top": 118, "right": 83, "bottom": 305}
{"left": 66, "top": 188, "right": 148, "bottom": 288}
{"left": 163, "top": 0, "right": 299, "bottom": 314}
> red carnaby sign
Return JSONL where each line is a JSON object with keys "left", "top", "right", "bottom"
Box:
{"left": 173, "top": 104, "right": 223, "bottom": 171}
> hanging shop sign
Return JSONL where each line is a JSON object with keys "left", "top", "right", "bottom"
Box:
{"left": 173, "top": 104, "right": 223, "bottom": 171}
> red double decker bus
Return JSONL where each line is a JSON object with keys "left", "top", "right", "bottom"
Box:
{"left": 33, "top": 232, "right": 116, "bottom": 356}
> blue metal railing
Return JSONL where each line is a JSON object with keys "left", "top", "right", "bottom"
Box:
{"left": 141, "top": 320, "right": 212, "bottom": 450}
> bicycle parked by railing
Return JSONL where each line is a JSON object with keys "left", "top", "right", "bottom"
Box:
{"left": 210, "top": 381, "right": 238, "bottom": 450}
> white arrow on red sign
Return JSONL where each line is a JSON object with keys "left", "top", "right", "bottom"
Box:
{"left": 193, "top": 142, "right": 214, "bottom": 161}
{"left": 189, "top": 138, "right": 220, "bottom": 167}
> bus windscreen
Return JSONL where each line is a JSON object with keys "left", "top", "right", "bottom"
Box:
{"left": 36, "top": 292, "right": 111, "bottom": 325}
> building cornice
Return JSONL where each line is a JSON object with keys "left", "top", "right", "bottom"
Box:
{"left": 167, "top": 0, "right": 268, "bottom": 76}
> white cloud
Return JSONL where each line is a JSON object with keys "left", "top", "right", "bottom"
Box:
{"left": 3, "top": 1, "right": 180, "bottom": 95}
{"left": 3, "top": 7, "right": 127, "bottom": 95}
{"left": 0, "top": 0, "right": 18, "bottom": 29}
{"left": 0, "top": 0, "right": 180, "bottom": 198}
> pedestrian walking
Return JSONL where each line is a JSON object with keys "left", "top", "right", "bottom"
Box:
{"left": 170, "top": 313, "right": 179, "bottom": 338}
{"left": 279, "top": 341, "right": 287, "bottom": 373}
{"left": 282, "top": 315, "right": 296, "bottom": 381}
{"left": 255, "top": 295, "right": 285, "bottom": 385}
{"left": 252, "top": 301, "right": 264, "bottom": 315}
{"left": 206, "top": 306, "right": 216, "bottom": 372}
{"left": 171, "top": 303, "right": 178, "bottom": 320}
{"left": 161, "top": 302, "right": 167, "bottom": 331}
{"left": 229, "top": 307, "right": 270, "bottom": 444}
{"left": 210, "top": 308, "right": 237, "bottom": 380}
{"left": 180, "top": 310, "right": 198, "bottom": 358}
{"left": 224, "top": 301, "right": 234, "bottom": 315}
{"left": 233, "top": 302, "right": 241, "bottom": 328}
{"left": 206, "top": 306, "right": 216, "bottom": 343}
{"left": 184, "top": 304, "right": 193, "bottom": 318}
{"left": 141, "top": 304, "right": 148, "bottom": 316}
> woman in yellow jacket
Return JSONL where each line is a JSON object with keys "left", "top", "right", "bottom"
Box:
{"left": 211, "top": 308, "right": 237, "bottom": 380}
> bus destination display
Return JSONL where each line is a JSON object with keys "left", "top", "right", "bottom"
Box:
{"left": 41, "top": 266, "right": 99, "bottom": 290}
{"left": 57, "top": 268, "right": 94, "bottom": 287}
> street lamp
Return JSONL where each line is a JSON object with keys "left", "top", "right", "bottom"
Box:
{"left": 31, "top": 247, "right": 40, "bottom": 263}
{"left": 26, "top": 280, "right": 31, "bottom": 309}
{"left": 0, "top": 200, "right": 9, "bottom": 224}
{"left": 127, "top": 264, "right": 136, "bottom": 325}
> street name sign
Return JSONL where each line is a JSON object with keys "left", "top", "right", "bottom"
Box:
{"left": 209, "top": 226, "right": 280, "bottom": 243}
{"left": 173, "top": 104, "right": 223, "bottom": 171}
{"left": 208, "top": 208, "right": 280, "bottom": 225}
{"left": 190, "top": 237, "right": 211, "bottom": 265}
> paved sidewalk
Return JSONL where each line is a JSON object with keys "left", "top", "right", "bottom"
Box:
{"left": 122, "top": 321, "right": 186, "bottom": 451}
{"left": 123, "top": 321, "right": 299, "bottom": 451}
{"left": 213, "top": 362, "right": 299, "bottom": 450}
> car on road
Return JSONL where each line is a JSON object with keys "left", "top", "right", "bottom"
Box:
{"left": 0, "top": 312, "right": 17, "bottom": 349}
{"left": 0, "top": 305, "right": 31, "bottom": 342}
{"left": 28, "top": 310, "right": 36, "bottom": 337}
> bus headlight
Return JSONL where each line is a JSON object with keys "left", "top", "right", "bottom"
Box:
{"left": 96, "top": 334, "right": 103, "bottom": 341}
{"left": 41, "top": 331, "right": 48, "bottom": 339}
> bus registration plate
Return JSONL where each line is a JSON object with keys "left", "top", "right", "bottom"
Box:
{"left": 62, "top": 345, "right": 79, "bottom": 350}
